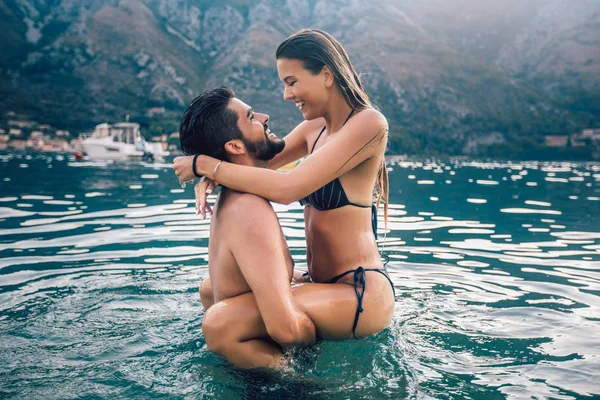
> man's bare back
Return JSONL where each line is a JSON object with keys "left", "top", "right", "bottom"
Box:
{"left": 208, "top": 188, "right": 294, "bottom": 303}
{"left": 177, "top": 88, "right": 315, "bottom": 368}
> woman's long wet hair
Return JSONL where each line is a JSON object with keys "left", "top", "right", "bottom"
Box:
{"left": 276, "top": 29, "right": 389, "bottom": 226}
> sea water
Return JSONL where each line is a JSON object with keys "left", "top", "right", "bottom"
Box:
{"left": 0, "top": 152, "right": 599, "bottom": 399}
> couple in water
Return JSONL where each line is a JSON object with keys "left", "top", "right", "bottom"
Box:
{"left": 173, "top": 29, "right": 395, "bottom": 369}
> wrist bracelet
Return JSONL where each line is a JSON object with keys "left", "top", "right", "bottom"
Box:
{"left": 192, "top": 154, "right": 202, "bottom": 178}
{"left": 212, "top": 160, "right": 223, "bottom": 180}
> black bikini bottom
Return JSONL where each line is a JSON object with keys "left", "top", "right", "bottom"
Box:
{"left": 326, "top": 267, "right": 396, "bottom": 339}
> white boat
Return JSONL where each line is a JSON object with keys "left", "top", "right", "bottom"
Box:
{"left": 81, "top": 122, "right": 169, "bottom": 161}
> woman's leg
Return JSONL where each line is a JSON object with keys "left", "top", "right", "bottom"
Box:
{"left": 291, "top": 272, "right": 395, "bottom": 340}
{"left": 202, "top": 274, "right": 395, "bottom": 368}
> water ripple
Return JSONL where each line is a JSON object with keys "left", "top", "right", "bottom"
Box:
{"left": 1, "top": 155, "right": 599, "bottom": 398}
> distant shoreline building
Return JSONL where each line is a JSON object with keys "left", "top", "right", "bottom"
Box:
{"left": 146, "top": 107, "right": 166, "bottom": 117}
{"left": 545, "top": 129, "right": 599, "bottom": 148}
{"left": 545, "top": 135, "right": 569, "bottom": 147}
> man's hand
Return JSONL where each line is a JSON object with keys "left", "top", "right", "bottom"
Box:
{"left": 173, "top": 156, "right": 196, "bottom": 185}
{"left": 195, "top": 178, "right": 217, "bottom": 218}
{"left": 292, "top": 269, "right": 312, "bottom": 284}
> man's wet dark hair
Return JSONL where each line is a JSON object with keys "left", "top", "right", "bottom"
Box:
{"left": 179, "top": 87, "right": 242, "bottom": 161}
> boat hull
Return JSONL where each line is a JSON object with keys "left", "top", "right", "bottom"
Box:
{"left": 82, "top": 139, "right": 169, "bottom": 160}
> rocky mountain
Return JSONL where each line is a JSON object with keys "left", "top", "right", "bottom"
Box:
{"left": 401, "top": 0, "right": 600, "bottom": 126}
{"left": 1, "top": 0, "right": 599, "bottom": 157}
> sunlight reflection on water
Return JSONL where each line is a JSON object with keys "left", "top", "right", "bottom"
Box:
{"left": 0, "top": 153, "right": 599, "bottom": 398}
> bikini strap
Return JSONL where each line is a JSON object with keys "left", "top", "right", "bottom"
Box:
{"left": 326, "top": 268, "right": 357, "bottom": 283}
{"left": 371, "top": 204, "right": 378, "bottom": 238}
{"left": 310, "top": 126, "right": 326, "bottom": 154}
{"left": 343, "top": 109, "right": 354, "bottom": 125}
{"left": 364, "top": 268, "right": 396, "bottom": 297}
{"left": 351, "top": 266, "right": 366, "bottom": 340}
{"left": 328, "top": 266, "right": 396, "bottom": 339}
{"left": 327, "top": 267, "right": 395, "bottom": 296}
{"left": 309, "top": 109, "right": 354, "bottom": 154}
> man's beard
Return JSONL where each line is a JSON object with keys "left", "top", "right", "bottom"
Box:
{"left": 243, "top": 126, "right": 286, "bottom": 161}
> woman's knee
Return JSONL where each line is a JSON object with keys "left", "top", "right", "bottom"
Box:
{"left": 199, "top": 278, "right": 214, "bottom": 308}
{"left": 202, "top": 303, "right": 231, "bottom": 354}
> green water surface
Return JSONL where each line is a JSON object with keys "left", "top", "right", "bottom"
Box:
{"left": 0, "top": 152, "right": 599, "bottom": 399}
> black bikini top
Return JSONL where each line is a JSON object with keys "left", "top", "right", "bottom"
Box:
{"left": 299, "top": 110, "right": 370, "bottom": 211}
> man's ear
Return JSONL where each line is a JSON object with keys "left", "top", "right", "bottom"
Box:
{"left": 322, "top": 65, "right": 335, "bottom": 89}
{"left": 224, "top": 139, "right": 246, "bottom": 156}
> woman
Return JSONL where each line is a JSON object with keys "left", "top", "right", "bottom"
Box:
{"left": 173, "top": 29, "right": 395, "bottom": 366}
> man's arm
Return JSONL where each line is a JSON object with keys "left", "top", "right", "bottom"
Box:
{"left": 226, "top": 194, "right": 316, "bottom": 347}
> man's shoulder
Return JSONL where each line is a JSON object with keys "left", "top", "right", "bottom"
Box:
{"left": 225, "top": 191, "right": 271, "bottom": 206}
{"left": 218, "top": 191, "right": 280, "bottom": 243}
{"left": 219, "top": 191, "right": 274, "bottom": 220}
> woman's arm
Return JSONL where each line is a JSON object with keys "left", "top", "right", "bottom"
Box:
{"left": 183, "top": 118, "right": 324, "bottom": 217}
{"left": 267, "top": 118, "right": 324, "bottom": 170}
{"left": 186, "top": 109, "right": 387, "bottom": 204}
{"left": 172, "top": 118, "right": 322, "bottom": 185}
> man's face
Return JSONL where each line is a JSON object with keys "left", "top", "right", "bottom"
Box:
{"left": 227, "top": 98, "right": 285, "bottom": 161}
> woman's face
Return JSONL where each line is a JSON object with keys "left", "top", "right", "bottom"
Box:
{"left": 277, "top": 57, "right": 329, "bottom": 120}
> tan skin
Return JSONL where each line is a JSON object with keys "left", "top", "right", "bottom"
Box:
{"left": 200, "top": 98, "right": 316, "bottom": 369}
{"left": 174, "top": 59, "right": 395, "bottom": 367}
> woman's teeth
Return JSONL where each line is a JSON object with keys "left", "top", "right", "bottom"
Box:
{"left": 295, "top": 102, "right": 305, "bottom": 110}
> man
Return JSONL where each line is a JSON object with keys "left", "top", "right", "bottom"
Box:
{"left": 178, "top": 87, "right": 315, "bottom": 369}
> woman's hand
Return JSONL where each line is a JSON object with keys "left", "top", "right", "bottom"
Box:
{"left": 173, "top": 156, "right": 196, "bottom": 185}
{"left": 195, "top": 177, "right": 217, "bottom": 219}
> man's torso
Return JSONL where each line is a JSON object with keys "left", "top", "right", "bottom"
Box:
{"left": 207, "top": 189, "right": 294, "bottom": 302}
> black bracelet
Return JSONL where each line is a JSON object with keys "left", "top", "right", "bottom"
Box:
{"left": 192, "top": 154, "right": 202, "bottom": 178}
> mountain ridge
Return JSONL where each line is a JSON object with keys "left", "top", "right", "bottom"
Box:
{"left": 1, "top": 0, "right": 598, "bottom": 157}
